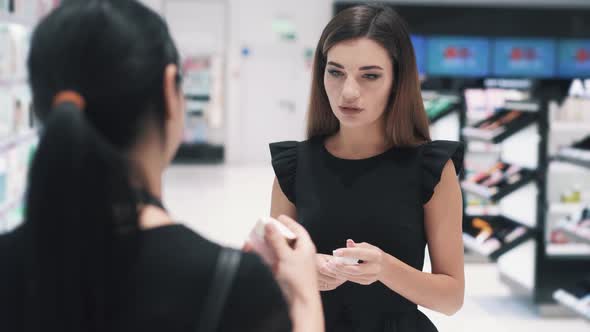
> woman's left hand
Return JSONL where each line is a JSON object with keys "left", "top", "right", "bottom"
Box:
{"left": 324, "top": 239, "right": 385, "bottom": 286}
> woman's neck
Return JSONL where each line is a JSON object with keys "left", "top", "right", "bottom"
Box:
{"left": 327, "top": 120, "right": 391, "bottom": 158}
{"left": 129, "top": 136, "right": 164, "bottom": 199}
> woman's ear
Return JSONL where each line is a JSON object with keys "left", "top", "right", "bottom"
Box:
{"left": 163, "top": 63, "right": 182, "bottom": 120}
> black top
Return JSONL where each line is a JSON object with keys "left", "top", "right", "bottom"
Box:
{"left": 270, "top": 137, "right": 464, "bottom": 332}
{"left": 0, "top": 224, "right": 291, "bottom": 332}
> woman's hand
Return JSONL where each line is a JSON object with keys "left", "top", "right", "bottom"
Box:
{"left": 316, "top": 254, "right": 347, "bottom": 291}
{"left": 262, "top": 215, "right": 324, "bottom": 332}
{"left": 324, "top": 240, "right": 384, "bottom": 286}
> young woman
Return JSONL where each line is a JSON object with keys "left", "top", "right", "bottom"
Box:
{"left": 0, "top": 1, "right": 323, "bottom": 332}
{"left": 270, "top": 5, "right": 464, "bottom": 331}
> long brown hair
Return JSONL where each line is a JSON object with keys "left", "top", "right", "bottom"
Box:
{"left": 307, "top": 4, "right": 430, "bottom": 146}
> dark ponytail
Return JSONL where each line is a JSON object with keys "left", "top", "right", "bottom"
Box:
{"left": 25, "top": 102, "right": 137, "bottom": 331}
{"left": 23, "top": 0, "right": 180, "bottom": 331}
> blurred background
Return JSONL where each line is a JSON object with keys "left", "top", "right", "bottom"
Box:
{"left": 1, "top": 0, "right": 589, "bottom": 331}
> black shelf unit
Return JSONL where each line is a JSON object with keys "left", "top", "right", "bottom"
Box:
{"left": 460, "top": 169, "right": 537, "bottom": 202}
{"left": 557, "top": 224, "right": 590, "bottom": 246}
{"left": 463, "top": 215, "right": 536, "bottom": 260}
{"left": 555, "top": 154, "right": 590, "bottom": 171}
{"left": 452, "top": 78, "right": 590, "bottom": 310}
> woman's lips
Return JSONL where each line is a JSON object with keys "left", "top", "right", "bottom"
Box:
{"left": 339, "top": 106, "right": 363, "bottom": 115}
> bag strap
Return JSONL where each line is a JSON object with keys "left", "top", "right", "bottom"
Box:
{"left": 197, "top": 247, "right": 242, "bottom": 332}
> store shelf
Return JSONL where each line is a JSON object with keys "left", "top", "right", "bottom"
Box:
{"left": 549, "top": 203, "right": 586, "bottom": 215}
{"left": 187, "top": 109, "right": 204, "bottom": 116}
{"left": 0, "top": 130, "right": 37, "bottom": 154}
{"left": 462, "top": 112, "right": 538, "bottom": 144}
{"left": 0, "top": 12, "right": 37, "bottom": 27}
{"left": 461, "top": 169, "right": 537, "bottom": 202}
{"left": 465, "top": 205, "right": 502, "bottom": 216}
{"left": 173, "top": 143, "right": 224, "bottom": 163}
{"left": 553, "top": 289, "right": 590, "bottom": 322}
{"left": 429, "top": 107, "right": 458, "bottom": 124}
{"left": 551, "top": 122, "right": 590, "bottom": 133}
{"left": 463, "top": 215, "right": 535, "bottom": 260}
{"left": 546, "top": 244, "right": 590, "bottom": 259}
{"left": 0, "top": 193, "right": 24, "bottom": 219}
{"left": 555, "top": 149, "right": 590, "bottom": 171}
{"left": 556, "top": 223, "right": 590, "bottom": 246}
{"left": 498, "top": 100, "right": 540, "bottom": 112}
{"left": 466, "top": 141, "right": 502, "bottom": 154}
{"left": 550, "top": 160, "right": 590, "bottom": 174}
{"left": 422, "top": 91, "right": 460, "bottom": 102}
{"left": 185, "top": 94, "right": 210, "bottom": 102}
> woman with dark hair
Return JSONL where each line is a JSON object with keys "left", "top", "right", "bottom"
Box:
{"left": 270, "top": 5, "right": 464, "bottom": 331}
{"left": 0, "top": 1, "right": 323, "bottom": 332}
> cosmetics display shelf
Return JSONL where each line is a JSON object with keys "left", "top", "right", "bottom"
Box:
{"left": 555, "top": 152, "right": 590, "bottom": 171}
{"left": 553, "top": 279, "right": 590, "bottom": 322}
{"left": 463, "top": 215, "right": 535, "bottom": 260}
{"left": 556, "top": 223, "right": 590, "bottom": 246}
{"left": 462, "top": 108, "right": 538, "bottom": 144}
{"left": 0, "top": 130, "right": 37, "bottom": 155}
{"left": 461, "top": 168, "right": 537, "bottom": 202}
{"left": 454, "top": 78, "right": 588, "bottom": 310}
{"left": 546, "top": 244, "right": 590, "bottom": 259}
{"left": 497, "top": 100, "right": 540, "bottom": 112}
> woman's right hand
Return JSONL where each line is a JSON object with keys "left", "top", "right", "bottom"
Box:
{"left": 263, "top": 215, "right": 324, "bottom": 332}
{"left": 262, "top": 215, "right": 319, "bottom": 303}
{"left": 317, "top": 254, "right": 347, "bottom": 291}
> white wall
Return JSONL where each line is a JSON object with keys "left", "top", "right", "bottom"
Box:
{"left": 225, "top": 0, "right": 332, "bottom": 163}
{"left": 140, "top": 0, "right": 332, "bottom": 164}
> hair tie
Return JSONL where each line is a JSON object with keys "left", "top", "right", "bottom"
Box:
{"left": 52, "top": 90, "right": 86, "bottom": 111}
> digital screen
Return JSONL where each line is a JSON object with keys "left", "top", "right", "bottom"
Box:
{"left": 411, "top": 35, "right": 426, "bottom": 75}
{"left": 493, "top": 39, "right": 556, "bottom": 77}
{"left": 558, "top": 39, "right": 590, "bottom": 78}
{"left": 427, "top": 37, "right": 490, "bottom": 77}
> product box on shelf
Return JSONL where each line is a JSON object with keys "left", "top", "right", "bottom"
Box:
{"left": 0, "top": 22, "right": 30, "bottom": 83}
{"left": 461, "top": 161, "right": 536, "bottom": 201}
{"left": 11, "top": 84, "right": 32, "bottom": 133}
{"left": 0, "top": 89, "right": 12, "bottom": 138}
{"left": 462, "top": 107, "right": 538, "bottom": 143}
{"left": 462, "top": 215, "right": 532, "bottom": 259}
{"left": 0, "top": 85, "right": 32, "bottom": 139}
{"left": 464, "top": 88, "right": 530, "bottom": 125}
{"left": 557, "top": 136, "right": 590, "bottom": 169}
{"left": 0, "top": 154, "right": 6, "bottom": 206}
